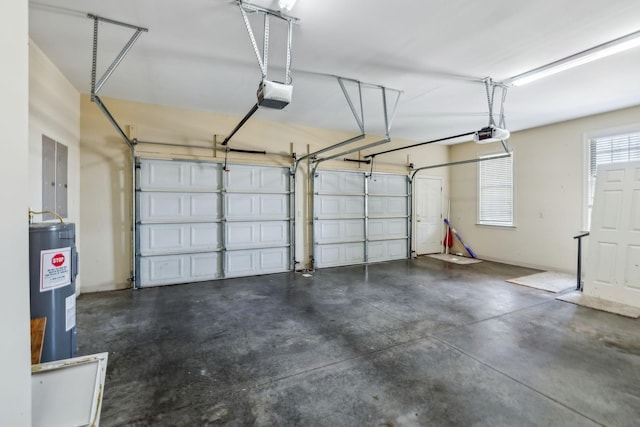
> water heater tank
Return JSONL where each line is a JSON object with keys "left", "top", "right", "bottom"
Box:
{"left": 29, "top": 222, "right": 78, "bottom": 362}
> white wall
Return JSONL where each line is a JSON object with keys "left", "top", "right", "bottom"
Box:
{"left": 450, "top": 105, "right": 640, "bottom": 273}
{"left": 0, "top": 0, "right": 31, "bottom": 424}
{"left": 29, "top": 41, "right": 82, "bottom": 290}
{"left": 80, "top": 95, "right": 449, "bottom": 292}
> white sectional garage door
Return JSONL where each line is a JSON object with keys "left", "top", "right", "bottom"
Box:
{"left": 314, "top": 170, "right": 409, "bottom": 268}
{"left": 136, "top": 159, "right": 291, "bottom": 287}
{"left": 223, "top": 164, "right": 291, "bottom": 278}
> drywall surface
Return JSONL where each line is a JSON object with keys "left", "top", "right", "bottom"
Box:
{"left": 0, "top": 0, "right": 31, "bottom": 424}
{"left": 80, "top": 95, "right": 448, "bottom": 292}
{"left": 29, "top": 41, "right": 81, "bottom": 290}
{"left": 449, "top": 105, "right": 640, "bottom": 272}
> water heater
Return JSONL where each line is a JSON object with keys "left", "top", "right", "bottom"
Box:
{"left": 29, "top": 222, "right": 79, "bottom": 362}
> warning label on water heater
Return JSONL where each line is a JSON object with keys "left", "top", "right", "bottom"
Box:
{"left": 40, "top": 247, "right": 72, "bottom": 292}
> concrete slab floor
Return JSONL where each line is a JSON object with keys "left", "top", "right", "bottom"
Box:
{"left": 77, "top": 257, "right": 640, "bottom": 426}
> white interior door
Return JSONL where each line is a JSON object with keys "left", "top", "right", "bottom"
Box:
{"left": 584, "top": 160, "right": 640, "bottom": 307}
{"left": 414, "top": 176, "right": 442, "bottom": 255}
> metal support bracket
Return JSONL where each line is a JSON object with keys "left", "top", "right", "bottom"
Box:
{"left": 483, "top": 77, "right": 509, "bottom": 129}
{"left": 88, "top": 14, "right": 147, "bottom": 148}
{"left": 237, "top": 0, "right": 298, "bottom": 84}
{"left": 222, "top": 2, "right": 299, "bottom": 147}
{"left": 296, "top": 77, "right": 402, "bottom": 169}
{"left": 88, "top": 14, "right": 147, "bottom": 289}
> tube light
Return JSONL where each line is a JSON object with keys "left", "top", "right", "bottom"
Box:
{"left": 508, "top": 29, "right": 640, "bottom": 86}
{"left": 278, "top": 0, "right": 297, "bottom": 11}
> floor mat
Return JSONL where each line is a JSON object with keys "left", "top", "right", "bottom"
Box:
{"left": 556, "top": 291, "right": 640, "bottom": 319}
{"left": 506, "top": 271, "right": 575, "bottom": 293}
{"left": 428, "top": 253, "right": 482, "bottom": 264}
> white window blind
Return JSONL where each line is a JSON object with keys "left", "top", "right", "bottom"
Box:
{"left": 587, "top": 132, "right": 640, "bottom": 226}
{"left": 479, "top": 154, "right": 513, "bottom": 226}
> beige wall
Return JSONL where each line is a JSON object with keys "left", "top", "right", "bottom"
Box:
{"left": 80, "top": 95, "right": 449, "bottom": 292}
{"left": 450, "top": 105, "right": 640, "bottom": 272}
{"left": 0, "top": 0, "right": 31, "bottom": 424}
{"left": 29, "top": 41, "right": 82, "bottom": 290}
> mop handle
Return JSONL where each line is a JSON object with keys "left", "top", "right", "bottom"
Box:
{"left": 443, "top": 218, "right": 477, "bottom": 258}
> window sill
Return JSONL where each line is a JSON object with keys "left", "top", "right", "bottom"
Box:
{"left": 476, "top": 223, "right": 517, "bottom": 230}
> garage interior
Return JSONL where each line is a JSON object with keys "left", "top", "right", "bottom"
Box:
{"left": 3, "top": 0, "right": 640, "bottom": 425}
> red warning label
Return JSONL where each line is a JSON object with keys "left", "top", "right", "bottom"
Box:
{"left": 40, "top": 247, "right": 72, "bottom": 292}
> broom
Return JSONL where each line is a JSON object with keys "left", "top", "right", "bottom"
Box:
{"left": 443, "top": 200, "right": 453, "bottom": 254}
{"left": 444, "top": 218, "right": 477, "bottom": 259}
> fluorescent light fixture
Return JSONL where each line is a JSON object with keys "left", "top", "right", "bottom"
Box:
{"left": 508, "top": 29, "right": 640, "bottom": 86}
{"left": 278, "top": 0, "right": 297, "bottom": 11}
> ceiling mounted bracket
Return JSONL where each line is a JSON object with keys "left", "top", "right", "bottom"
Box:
{"left": 482, "top": 77, "right": 509, "bottom": 129}
{"left": 88, "top": 13, "right": 148, "bottom": 149}
{"left": 337, "top": 77, "right": 365, "bottom": 134}
{"left": 471, "top": 78, "right": 511, "bottom": 146}
{"left": 298, "top": 77, "right": 402, "bottom": 170}
{"left": 237, "top": 0, "right": 298, "bottom": 84}
{"left": 223, "top": 1, "right": 299, "bottom": 147}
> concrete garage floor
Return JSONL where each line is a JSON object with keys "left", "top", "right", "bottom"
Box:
{"left": 78, "top": 257, "right": 640, "bottom": 426}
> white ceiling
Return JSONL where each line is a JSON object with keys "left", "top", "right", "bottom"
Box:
{"left": 29, "top": 0, "right": 640, "bottom": 144}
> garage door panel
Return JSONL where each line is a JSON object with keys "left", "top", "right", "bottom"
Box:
{"left": 316, "top": 219, "right": 364, "bottom": 243}
{"left": 224, "top": 247, "right": 289, "bottom": 278}
{"left": 190, "top": 164, "right": 220, "bottom": 189}
{"left": 225, "top": 221, "right": 289, "bottom": 249}
{"left": 225, "top": 164, "right": 289, "bottom": 193}
{"left": 368, "top": 239, "right": 408, "bottom": 262}
{"left": 191, "top": 253, "right": 221, "bottom": 279}
{"left": 137, "top": 159, "right": 291, "bottom": 287}
{"left": 225, "top": 193, "right": 288, "bottom": 220}
{"left": 368, "top": 218, "right": 408, "bottom": 239}
{"left": 316, "top": 196, "right": 364, "bottom": 218}
{"left": 314, "top": 170, "right": 409, "bottom": 269}
{"left": 191, "top": 194, "right": 221, "bottom": 218}
{"left": 140, "top": 223, "right": 220, "bottom": 255}
{"left": 191, "top": 224, "right": 221, "bottom": 248}
{"left": 140, "top": 192, "right": 220, "bottom": 222}
{"left": 139, "top": 252, "right": 220, "bottom": 287}
{"left": 316, "top": 242, "right": 365, "bottom": 268}
{"left": 139, "top": 159, "right": 220, "bottom": 191}
{"left": 316, "top": 171, "right": 364, "bottom": 194}
{"left": 368, "top": 174, "right": 407, "bottom": 195}
{"left": 369, "top": 196, "right": 408, "bottom": 216}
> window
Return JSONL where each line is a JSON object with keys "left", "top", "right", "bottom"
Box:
{"left": 478, "top": 153, "right": 513, "bottom": 226}
{"left": 586, "top": 131, "right": 640, "bottom": 227}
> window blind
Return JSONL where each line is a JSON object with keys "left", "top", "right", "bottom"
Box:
{"left": 589, "top": 132, "right": 640, "bottom": 204}
{"left": 479, "top": 154, "right": 513, "bottom": 226}
{"left": 590, "top": 132, "right": 640, "bottom": 175}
